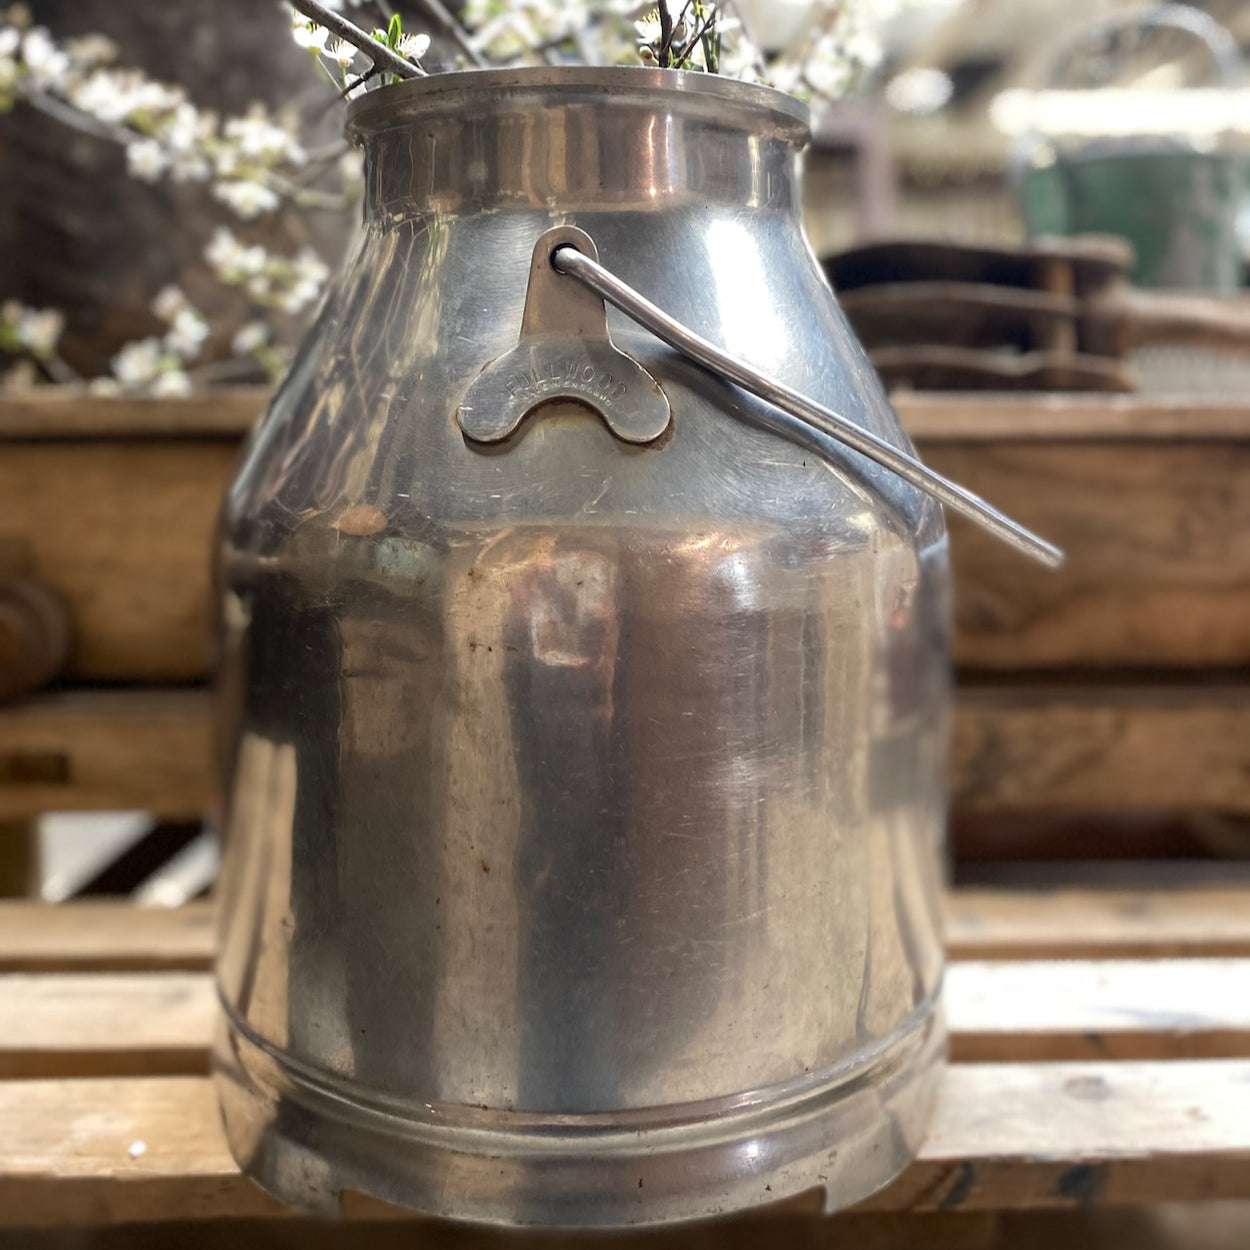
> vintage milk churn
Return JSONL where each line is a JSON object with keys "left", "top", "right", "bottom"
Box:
{"left": 213, "top": 67, "right": 1059, "bottom": 1226}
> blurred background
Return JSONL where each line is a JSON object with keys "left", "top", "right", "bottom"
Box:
{"left": 4, "top": 0, "right": 1249, "bottom": 904}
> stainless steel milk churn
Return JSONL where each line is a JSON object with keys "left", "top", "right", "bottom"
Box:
{"left": 213, "top": 66, "right": 1059, "bottom": 1227}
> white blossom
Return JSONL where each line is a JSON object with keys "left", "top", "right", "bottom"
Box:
{"left": 212, "top": 179, "right": 280, "bottom": 219}
{"left": 164, "top": 306, "right": 210, "bottom": 358}
{"left": 126, "top": 138, "right": 167, "bottom": 182}
{"left": 169, "top": 151, "right": 211, "bottom": 182}
{"left": 327, "top": 38, "right": 359, "bottom": 68}
{"left": 281, "top": 280, "right": 321, "bottom": 314}
{"left": 396, "top": 32, "right": 431, "bottom": 61}
{"left": 151, "top": 369, "right": 192, "bottom": 396}
{"left": 338, "top": 149, "right": 364, "bottom": 186}
{"left": 232, "top": 321, "right": 270, "bottom": 355}
{"left": 293, "top": 249, "right": 330, "bottom": 287}
{"left": 64, "top": 34, "right": 117, "bottom": 68}
{"left": 205, "top": 227, "right": 245, "bottom": 274}
{"left": 67, "top": 70, "right": 136, "bottom": 124}
{"left": 112, "top": 338, "right": 165, "bottom": 387}
{"left": 151, "top": 285, "right": 187, "bottom": 321}
{"left": 21, "top": 28, "right": 69, "bottom": 88}
{"left": 0, "top": 27, "right": 20, "bottom": 59}
{"left": 292, "top": 21, "right": 330, "bottom": 54}
{"left": 15, "top": 307, "right": 64, "bottom": 357}
{"left": 224, "top": 110, "right": 304, "bottom": 163}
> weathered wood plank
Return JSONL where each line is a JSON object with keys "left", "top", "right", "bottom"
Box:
{"left": 946, "top": 960, "right": 1250, "bottom": 1062}
{"left": 5, "top": 959, "right": 1249, "bottom": 1079}
{"left": 0, "top": 900, "right": 216, "bottom": 972}
{"left": 1, "top": 392, "right": 1247, "bottom": 679}
{"left": 0, "top": 691, "right": 212, "bottom": 820}
{"left": 946, "top": 887, "right": 1250, "bottom": 961}
{"left": 863, "top": 1059, "right": 1250, "bottom": 1213}
{"left": 2, "top": 1062, "right": 1249, "bottom": 1224}
{"left": 6, "top": 887, "right": 1250, "bottom": 974}
{"left": 925, "top": 433, "right": 1250, "bottom": 669}
{"left": 0, "top": 388, "right": 267, "bottom": 440}
{"left": 0, "top": 440, "right": 239, "bottom": 681}
{"left": 951, "top": 684, "right": 1250, "bottom": 812}
{"left": 1, "top": 389, "right": 1243, "bottom": 444}
{"left": 900, "top": 394, "right": 1250, "bottom": 442}
{"left": 0, "top": 974, "right": 212, "bottom": 1078}
{"left": 4, "top": 682, "right": 1247, "bottom": 820}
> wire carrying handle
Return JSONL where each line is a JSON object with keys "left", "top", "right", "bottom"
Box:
{"left": 552, "top": 240, "right": 1064, "bottom": 568}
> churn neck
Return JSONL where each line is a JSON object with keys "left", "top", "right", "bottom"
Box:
{"left": 344, "top": 67, "right": 811, "bottom": 218}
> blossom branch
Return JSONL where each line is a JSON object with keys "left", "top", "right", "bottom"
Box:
{"left": 287, "top": 0, "right": 426, "bottom": 79}
{"left": 408, "top": 0, "right": 490, "bottom": 68}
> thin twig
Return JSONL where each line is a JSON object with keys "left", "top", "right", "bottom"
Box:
{"left": 287, "top": 0, "right": 425, "bottom": 79}
{"left": 658, "top": 1, "right": 674, "bottom": 66}
{"left": 408, "top": 0, "right": 490, "bottom": 67}
{"left": 675, "top": 10, "right": 717, "bottom": 66}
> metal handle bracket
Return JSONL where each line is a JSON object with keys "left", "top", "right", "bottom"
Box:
{"left": 458, "top": 226, "right": 671, "bottom": 446}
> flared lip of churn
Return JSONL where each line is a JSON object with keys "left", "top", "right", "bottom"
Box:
{"left": 344, "top": 65, "right": 810, "bottom": 143}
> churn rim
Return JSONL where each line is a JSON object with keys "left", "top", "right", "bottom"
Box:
{"left": 344, "top": 65, "right": 810, "bottom": 142}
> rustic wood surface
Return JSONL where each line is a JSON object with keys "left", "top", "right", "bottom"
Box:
{"left": 3, "top": 682, "right": 1247, "bottom": 820}
{"left": 6, "top": 886, "right": 1250, "bottom": 973}
{"left": 0, "top": 439, "right": 238, "bottom": 681}
{"left": 5, "top": 389, "right": 1247, "bottom": 442}
{"left": 1, "top": 392, "right": 1247, "bottom": 680}
{"left": 0, "top": 899, "right": 216, "bottom": 972}
{"left": 1, "top": 888, "right": 1249, "bottom": 1225}
{"left": 951, "top": 683, "right": 1250, "bottom": 813}
{"left": 2, "top": 1060, "right": 1249, "bottom": 1226}
{"left": 925, "top": 436, "right": 1250, "bottom": 669}
{"left": 0, "top": 691, "right": 212, "bottom": 820}
{"left": 946, "top": 887, "right": 1250, "bottom": 961}
{"left": 4, "top": 958, "right": 1249, "bottom": 1079}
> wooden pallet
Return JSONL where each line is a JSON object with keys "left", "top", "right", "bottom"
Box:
{"left": 2, "top": 885, "right": 1250, "bottom": 1228}
{"left": 3, "top": 390, "right": 1249, "bottom": 680}
{"left": 4, "top": 682, "right": 1249, "bottom": 821}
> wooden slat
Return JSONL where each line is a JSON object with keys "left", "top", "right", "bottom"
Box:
{"left": 0, "top": 901, "right": 215, "bottom": 973}
{"left": 2, "top": 1061, "right": 1249, "bottom": 1224}
{"left": 5, "top": 959, "right": 1250, "bottom": 1079}
{"left": 0, "top": 388, "right": 266, "bottom": 440}
{"left": 1, "top": 389, "right": 1243, "bottom": 444}
{"left": 0, "top": 439, "right": 239, "bottom": 681}
{"left": 946, "top": 887, "right": 1250, "bottom": 961}
{"left": 952, "top": 683, "right": 1250, "bottom": 813}
{"left": 4, "top": 682, "right": 1248, "bottom": 820}
{"left": 0, "top": 691, "right": 211, "bottom": 820}
{"left": 926, "top": 436, "right": 1250, "bottom": 669}
{"left": 899, "top": 394, "right": 1250, "bottom": 442}
{"left": 0, "top": 974, "right": 212, "bottom": 1078}
{"left": 946, "top": 960, "right": 1250, "bottom": 1061}
{"left": 864, "top": 1059, "right": 1250, "bottom": 1213}
{"left": 6, "top": 887, "right": 1250, "bottom": 975}
{"left": 1, "top": 392, "right": 1248, "bottom": 679}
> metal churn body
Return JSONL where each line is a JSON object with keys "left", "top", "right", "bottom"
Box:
{"left": 213, "top": 67, "right": 954, "bottom": 1226}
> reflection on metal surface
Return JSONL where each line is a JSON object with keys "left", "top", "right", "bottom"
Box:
{"left": 213, "top": 66, "right": 951, "bottom": 1228}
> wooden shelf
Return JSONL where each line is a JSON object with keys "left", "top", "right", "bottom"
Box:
{"left": 2, "top": 888, "right": 1250, "bottom": 1225}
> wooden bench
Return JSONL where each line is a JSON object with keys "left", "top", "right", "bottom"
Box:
{"left": 2, "top": 884, "right": 1250, "bottom": 1231}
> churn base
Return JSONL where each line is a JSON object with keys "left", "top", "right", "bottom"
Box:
{"left": 215, "top": 1000, "right": 940, "bottom": 1225}
{"left": 214, "top": 1001, "right": 944, "bottom": 1227}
